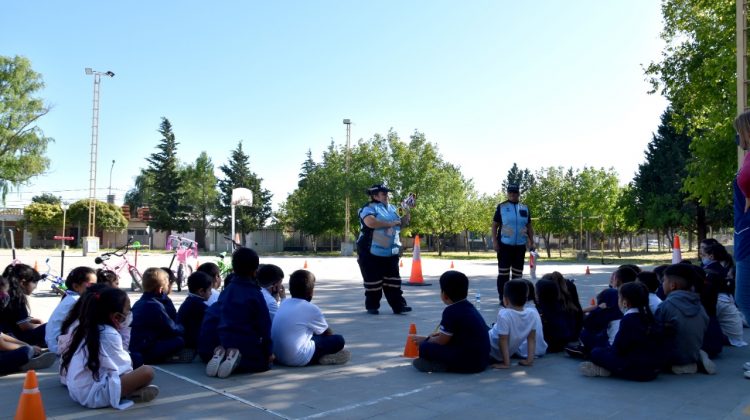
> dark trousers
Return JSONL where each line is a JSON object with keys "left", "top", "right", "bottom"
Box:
{"left": 141, "top": 336, "right": 184, "bottom": 364}
{"left": 0, "top": 346, "right": 32, "bottom": 376}
{"left": 15, "top": 324, "right": 47, "bottom": 348}
{"left": 309, "top": 334, "right": 346, "bottom": 364}
{"left": 357, "top": 250, "right": 407, "bottom": 312}
{"left": 419, "top": 341, "right": 487, "bottom": 373}
{"left": 590, "top": 347, "right": 659, "bottom": 382}
{"left": 496, "top": 243, "right": 527, "bottom": 300}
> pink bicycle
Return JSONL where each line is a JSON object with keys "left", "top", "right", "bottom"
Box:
{"left": 166, "top": 235, "right": 198, "bottom": 292}
{"left": 95, "top": 237, "right": 144, "bottom": 291}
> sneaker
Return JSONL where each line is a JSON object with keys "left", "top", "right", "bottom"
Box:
{"left": 217, "top": 348, "right": 241, "bottom": 379}
{"left": 318, "top": 349, "right": 351, "bottom": 365}
{"left": 744, "top": 370, "right": 750, "bottom": 379}
{"left": 206, "top": 346, "right": 226, "bottom": 377}
{"left": 579, "top": 362, "right": 611, "bottom": 377}
{"left": 564, "top": 344, "right": 585, "bottom": 359}
{"left": 393, "top": 306, "right": 412, "bottom": 315}
{"left": 671, "top": 363, "right": 698, "bottom": 374}
{"left": 20, "top": 352, "right": 57, "bottom": 371}
{"left": 366, "top": 309, "right": 379, "bottom": 315}
{"left": 128, "top": 385, "right": 159, "bottom": 403}
{"left": 412, "top": 357, "right": 448, "bottom": 373}
{"left": 699, "top": 350, "right": 717, "bottom": 375}
{"left": 743, "top": 361, "right": 750, "bottom": 371}
{"left": 171, "top": 348, "right": 196, "bottom": 363}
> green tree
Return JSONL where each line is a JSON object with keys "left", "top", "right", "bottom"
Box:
{"left": 0, "top": 55, "right": 53, "bottom": 200}
{"left": 182, "top": 151, "right": 218, "bottom": 250}
{"left": 645, "top": 0, "right": 735, "bottom": 209}
{"left": 217, "top": 141, "right": 273, "bottom": 244}
{"left": 31, "top": 193, "right": 61, "bottom": 205}
{"left": 67, "top": 199, "right": 128, "bottom": 232}
{"left": 145, "top": 118, "right": 190, "bottom": 235}
{"left": 502, "top": 163, "right": 536, "bottom": 193}
{"left": 21, "top": 202, "right": 60, "bottom": 240}
{"left": 523, "top": 167, "right": 576, "bottom": 257}
{"left": 124, "top": 171, "right": 155, "bottom": 213}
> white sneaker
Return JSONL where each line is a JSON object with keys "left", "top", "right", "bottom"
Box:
{"left": 217, "top": 348, "right": 241, "bottom": 379}
{"left": 579, "top": 361, "right": 610, "bottom": 377}
{"left": 205, "top": 346, "right": 225, "bottom": 377}
{"left": 699, "top": 350, "right": 716, "bottom": 375}
{"left": 743, "top": 361, "right": 750, "bottom": 371}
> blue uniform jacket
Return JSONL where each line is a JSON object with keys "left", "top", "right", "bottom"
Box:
{"left": 130, "top": 291, "right": 184, "bottom": 352}
{"left": 177, "top": 294, "right": 207, "bottom": 349}
{"left": 217, "top": 275, "right": 273, "bottom": 362}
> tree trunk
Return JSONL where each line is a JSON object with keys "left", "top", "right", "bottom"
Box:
{"left": 543, "top": 233, "right": 551, "bottom": 258}
{"left": 465, "top": 230, "right": 471, "bottom": 255}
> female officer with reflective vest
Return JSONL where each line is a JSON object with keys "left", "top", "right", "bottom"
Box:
{"left": 356, "top": 184, "right": 412, "bottom": 315}
{"left": 492, "top": 184, "right": 535, "bottom": 303}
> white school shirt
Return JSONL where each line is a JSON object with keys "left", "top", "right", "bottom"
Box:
{"left": 271, "top": 298, "right": 328, "bottom": 366}
{"left": 518, "top": 304, "right": 548, "bottom": 357}
{"left": 488, "top": 306, "right": 540, "bottom": 361}
{"left": 65, "top": 325, "right": 134, "bottom": 410}
{"left": 261, "top": 288, "right": 280, "bottom": 321}
{"left": 717, "top": 293, "right": 748, "bottom": 347}
{"left": 648, "top": 293, "right": 662, "bottom": 314}
{"left": 205, "top": 288, "right": 221, "bottom": 306}
{"left": 607, "top": 320, "right": 621, "bottom": 345}
{"left": 45, "top": 291, "right": 80, "bottom": 354}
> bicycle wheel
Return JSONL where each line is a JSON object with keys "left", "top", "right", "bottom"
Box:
{"left": 129, "top": 267, "right": 143, "bottom": 292}
{"left": 177, "top": 264, "right": 184, "bottom": 292}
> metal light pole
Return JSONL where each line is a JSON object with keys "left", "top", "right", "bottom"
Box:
{"left": 341, "top": 119, "right": 353, "bottom": 256}
{"left": 107, "top": 159, "right": 116, "bottom": 204}
{"left": 60, "top": 202, "right": 69, "bottom": 275}
{"left": 83, "top": 68, "right": 114, "bottom": 255}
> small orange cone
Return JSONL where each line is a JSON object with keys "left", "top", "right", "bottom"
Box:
{"left": 15, "top": 370, "right": 46, "bottom": 420}
{"left": 672, "top": 235, "right": 682, "bottom": 264}
{"left": 303, "top": 260, "right": 308, "bottom": 269}
{"left": 196, "top": 260, "right": 200, "bottom": 271}
{"left": 405, "top": 235, "right": 431, "bottom": 286}
{"left": 450, "top": 261, "right": 454, "bottom": 269}
{"left": 399, "top": 259, "right": 403, "bottom": 268}
{"left": 33, "top": 261, "right": 39, "bottom": 272}
{"left": 585, "top": 266, "right": 591, "bottom": 275}
{"left": 590, "top": 297, "right": 596, "bottom": 306}
{"left": 403, "top": 323, "right": 419, "bottom": 358}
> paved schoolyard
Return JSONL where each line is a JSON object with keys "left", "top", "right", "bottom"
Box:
{"left": 1, "top": 250, "right": 749, "bottom": 419}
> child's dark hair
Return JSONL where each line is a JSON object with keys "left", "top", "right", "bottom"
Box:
{"left": 522, "top": 279, "right": 536, "bottom": 305}
{"left": 618, "top": 264, "right": 641, "bottom": 274}
{"left": 65, "top": 266, "right": 96, "bottom": 290}
{"left": 543, "top": 272, "right": 578, "bottom": 313}
{"left": 96, "top": 269, "right": 118, "bottom": 286}
{"left": 504, "top": 280, "right": 528, "bottom": 307}
{"left": 257, "top": 264, "right": 284, "bottom": 288}
{"left": 613, "top": 267, "right": 638, "bottom": 286}
{"left": 653, "top": 264, "right": 669, "bottom": 282}
{"left": 160, "top": 267, "right": 177, "bottom": 287}
{"left": 197, "top": 262, "right": 221, "bottom": 279}
{"left": 289, "top": 269, "right": 315, "bottom": 299}
{"left": 0, "top": 275, "right": 7, "bottom": 291}
{"left": 705, "top": 243, "right": 734, "bottom": 268}
{"left": 439, "top": 270, "right": 468, "bottom": 302}
{"left": 61, "top": 283, "right": 109, "bottom": 335}
{"left": 663, "top": 264, "right": 699, "bottom": 291}
{"left": 619, "top": 282, "right": 656, "bottom": 332}
{"left": 187, "top": 271, "right": 213, "bottom": 294}
{"left": 2, "top": 263, "right": 39, "bottom": 311}
{"left": 232, "top": 247, "right": 259, "bottom": 277}
{"left": 636, "top": 271, "right": 659, "bottom": 294}
{"left": 60, "top": 287, "right": 128, "bottom": 381}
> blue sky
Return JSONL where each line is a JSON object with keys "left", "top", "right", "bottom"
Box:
{"left": 1, "top": 1, "right": 667, "bottom": 210}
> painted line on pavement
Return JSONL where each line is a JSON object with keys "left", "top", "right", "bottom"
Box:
{"left": 298, "top": 385, "right": 431, "bottom": 419}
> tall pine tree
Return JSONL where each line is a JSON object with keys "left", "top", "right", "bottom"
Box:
{"left": 145, "top": 118, "right": 190, "bottom": 235}
{"left": 217, "top": 141, "right": 273, "bottom": 244}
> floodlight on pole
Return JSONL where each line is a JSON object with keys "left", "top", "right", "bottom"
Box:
{"left": 231, "top": 188, "right": 253, "bottom": 246}
{"left": 84, "top": 67, "right": 114, "bottom": 255}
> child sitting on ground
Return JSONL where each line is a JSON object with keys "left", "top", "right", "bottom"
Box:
{"left": 518, "top": 279, "right": 547, "bottom": 357}
{"left": 271, "top": 269, "right": 349, "bottom": 366}
{"left": 654, "top": 264, "right": 714, "bottom": 374}
{"left": 565, "top": 287, "right": 623, "bottom": 359}
{"left": 712, "top": 268, "right": 747, "bottom": 347}
{"left": 536, "top": 276, "right": 578, "bottom": 352}
{"left": 177, "top": 272, "right": 213, "bottom": 353}
{"left": 488, "top": 280, "right": 539, "bottom": 368}
{"left": 60, "top": 287, "right": 158, "bottom": 409}
{"left": 197, "top": 262, "right": 223, "bottom": 306}
{"left": 207, "top": 248, "right": 273, "bottom": 378}
{"left": 257, "top": 264, "right": 286, "bottom": 320}
{"left": 0, "top": 264, "right": 46, "bottom": 347}
{"left": 412, "top": 270, "right": 489, "bottom": 373}
{"left": 579, "top": 282, "right": 664, "bottom": 381}
{"left": 0, "top": 275, "right": 56, "bottom": 375}
{"left": 130, "top": 268, "right": 187, "bottom": 364}
{"left": 96, "top": 269, "right": 119, "bottom": 288}
{"left": 45, "top": 266, "right": 96, "bottom": 354}
{"left": 198, "top": 275, "right": 234, "bottom": 367}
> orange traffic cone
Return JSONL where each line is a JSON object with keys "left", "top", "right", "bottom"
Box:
{"left": 303, "top": 260, "right": 308, "bottom": 269}
{"left": 672, "top": 235, "right": 682, "bottom": 264}
{"left": 450, "top": 261, "right": 454, "bottom": 269}
{"left": 585, "top": 266, "right": 591, "bottom": 275}
{"left": 15, "top": 370, "right": 45, "bottom": 420}
{"left": 405, "top": 235, "right": 431, "bottom": 286}
{"left": 399, "top": 259, "right": 403, "bottom": 268}
{"left": 403, "top": 323, "right": 419, "bottom": 358}
{"left": 33, "top": 260, "right": 39, "bottom": 272}
{"left": 590, "top": 297, "right": 596, "bottom": 306}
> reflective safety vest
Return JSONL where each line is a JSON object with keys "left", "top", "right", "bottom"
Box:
{"left": 496, "top": 201, "right": 530, "bottom": 246}
{"left": 356, "top": 201, "right": 402, "bottom": 257}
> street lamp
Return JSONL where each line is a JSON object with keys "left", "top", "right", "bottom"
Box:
{"left": 83, "top": 67, "right": 114, "bottom": 256}
{"left": 60, "top": 202, "right": 69, "bottom": 274}
{"left": 107, "top": 159, "right": 115, "bottom": 204}
{"left": 341, "top": 119, "right": 353, "bottom": 256}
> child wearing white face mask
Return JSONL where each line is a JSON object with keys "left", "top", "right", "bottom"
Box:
{"left": 46, "top": 266, "right": 96, "bottom": 354}
{"left": 60, "top": 287, "right": 158, "bottom": 409}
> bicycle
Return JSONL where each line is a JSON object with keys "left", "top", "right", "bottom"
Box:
{"left": 166, "top": 235, "right": 199, "bottom": 292}
{"left": 41, "top": 257, "right": 66, "bottom": 297}
{"left": 95, "top": 237, "right": 144, "bottom": 291}
{"left": 215, "top": 236, "right": 240, "bottom": 278}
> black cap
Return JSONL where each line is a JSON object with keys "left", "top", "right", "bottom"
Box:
{"left": 507, "top": 184, "right": 520, "bottom": 193}
{"left": 366, "top": 184, "right": 392, "bottom": 195}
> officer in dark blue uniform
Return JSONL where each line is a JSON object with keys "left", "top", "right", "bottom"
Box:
{"left": 492, "top": 184, "right": 535, "bottom": 303}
